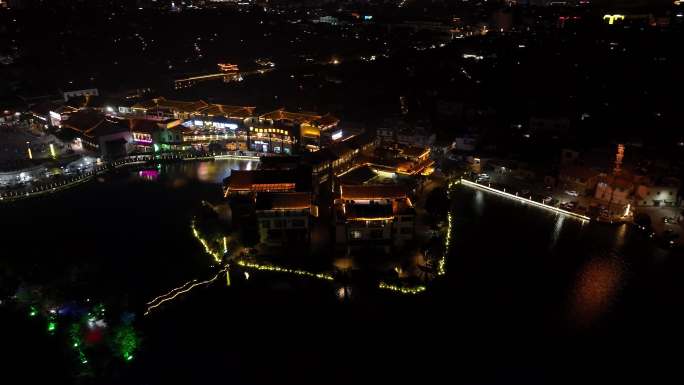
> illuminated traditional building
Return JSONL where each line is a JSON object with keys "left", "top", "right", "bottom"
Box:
{"left": 301, "top": 133, "right": 376, "bottom": 185}
{"left": 29, "top": 102, "right": 78, "bottom": 129}
{"left": 132, "top": 98, "right": 261, "bottom": 150}
{"left": 182, "top": 105, "right": 254, "bottom": 148}
{"left": 394, "top": 146, "right": 434, "bottom": 175}
{"left": 129, "top": 98, "right": 347, "bottom": 154}
{"left": 60, "top": 111, "right": 176, "bottom": 157}
{"left": 131, "top": 97, "right": 212, "bottom": 120}
{"left": 59, "top": 110, "right": 110, "bottom": 150}
{"left": 223, "top": 169, "right": 311, "bottom": 197}
{"left": 334, "top": 184, "right": 415, "bottom": 246}
{"left": 358, "top": 144, "right": 434, "bottom": 177}
{"left": 244, "top": 121, "right": 296, "bottom": 154}
{"left": 258, "top": 109, "right": 339, "bottom": 150}
{"left": 255, "top": 192, "right": 313, "bottom": 246}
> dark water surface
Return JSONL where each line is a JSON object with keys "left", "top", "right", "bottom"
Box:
{"left": 2, "top": 160, "right": 683, "bottom": 384}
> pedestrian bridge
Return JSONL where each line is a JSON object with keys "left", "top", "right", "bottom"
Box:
{"left": 453, "top": 178, "right": 591, "bottom": 222}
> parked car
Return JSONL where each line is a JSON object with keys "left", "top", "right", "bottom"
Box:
{"left": 634, "top": 213, "right": 654, "bottom": 236}
{"left": 659, "top": 230, "right": 680, "bottom": 248}
{"left": 663, "top": 217, "right": 676, "bottom": 224}
{"left": 542, "top": 196, "right": 553, "bottom": 204}
{"left": 565, "top": 190, "right": 579, "bottom": 197}
{"left": 560, "top": 203, "right": 573, "bottom": 210}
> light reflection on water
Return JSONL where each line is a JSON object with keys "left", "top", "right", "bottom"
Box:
{"left": 613, "top": 224, "right": 627, "bottom": 250}
{"left": 549, "top": 214, "right": 565, "bottom": 249}
{"left": 473, "top": 190, "right": 484, "bottom": 216}
{"left": 336, "top": 286, "right": 353, "bottom": 301}
{"left": 158, "top": 159, "right": 259, "bottom": 184}
{"left": 138, "top": 169, "right": 160, "bottom": 181}
{"left": 570, "top": 256, "right": 624, "bottom": 326}
{"left": 452, "top": 186, "right": 637, "bottom": 329}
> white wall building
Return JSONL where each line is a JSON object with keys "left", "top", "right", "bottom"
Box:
{"left": 635, "top": 184, "right": 680, "bottom": 207}
{"left": 62, "top": 88, "right": 99, "bottom": 102}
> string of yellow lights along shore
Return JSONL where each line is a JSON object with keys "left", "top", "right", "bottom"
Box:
{"left": 437, "top": 212, "right": 452, "bottom": 276}
{"left": 189, "top": 220, "right": 432, "bottom": 295}
{"left": 378, "top": 282, "right": 426, "bottom": 295}
{"left": 191, "top": 222, "right": 333, "bottom": 281}
{"left": 145, "top": 267, "right": 228, "bottom": 316}
{"left": 190, "top": 220, "right": 223, "bottom": 264}
{"left": 146, "top": 279, "right": 199, "bottom": 306}
{"left": 235, "top": 260, "right": 334, "bottom": 281}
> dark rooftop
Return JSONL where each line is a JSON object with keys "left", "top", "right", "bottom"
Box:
{"left": 338, "top": 166, "right": 377, "bottom": 185}
{"left": 224, "top": 169, "right": 312, "bottom": 192}
{"left": 255, "top": 192, "right": 312, "bottom": 210}
{"left": 340, "top": 184, "right": 407, "bottom": 200}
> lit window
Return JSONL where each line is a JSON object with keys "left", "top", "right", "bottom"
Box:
{"left": 350, "top": 231, "right": 362, "bottom": 239}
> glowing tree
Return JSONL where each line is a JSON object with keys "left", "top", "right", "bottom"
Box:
{"left": 113, "top": 325, "right": 139, "bottom": 362}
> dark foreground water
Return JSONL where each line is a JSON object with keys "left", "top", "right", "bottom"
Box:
{"left": 2, "top": 160, "right": 684, "bottom": 384}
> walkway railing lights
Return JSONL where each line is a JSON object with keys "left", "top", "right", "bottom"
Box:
{"left": 458, "top": 179, "right": 590, "bottom": 221}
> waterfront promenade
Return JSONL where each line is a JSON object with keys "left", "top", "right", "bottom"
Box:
{"left": 0, "top": 151, "right": 261, "bottom": 202}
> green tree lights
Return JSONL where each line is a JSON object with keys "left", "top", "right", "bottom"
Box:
{"left": 113, "top": 325, "right": 139, "bottom": 362}
{"left": 69, "top": 323, "right": 88, "bottom": 365}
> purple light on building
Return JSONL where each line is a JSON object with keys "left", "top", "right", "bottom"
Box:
{"left": 138, "top": 170, "right": 159, "bottom": 180}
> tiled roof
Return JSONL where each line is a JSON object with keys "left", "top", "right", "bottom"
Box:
{"left": 61, "top": 111, "right": 106, "bottom": 133}
{"left": 129, "top": 119, "right": 160, "bottom": 133}
{"left": 131, "top": 98, "right": 159, "bottom": 110}
{"left": 158, "top": 98, "right": 209, "bottom": 113}
{"left": 301, "top": 148, "right": 338, "bottom": 166}
{"left": 338, "top": 166, "right": 377, "bottom": 185}
{"left": 312, "top": 114, "right": 339, "bottom": 127}
{"left": 91, "top": 119, "right": 130, "bottom": 137}
{"left": 340, "top": 184, "right": 407, "bottom": 200}
{"left": 131, "top": 97, "right": 209, "bottom": 113}
{"left": 132, "top": 97, "right": 255, "bottom": 118}
{"left": 225, "top": 170, "right": 298, "bottom": 190}
{"left": 29, "top": 101, "right": 63, "bottom": 116}
{"left": 54, "top": 105, "right": 79, "bottom": 115}
{"left": 400, "top": 146, "right": 430, "bottom": 158}
{"left": 202, "top": 104, "right": 255, "bottom": 118}
{"left": 255, "top": 192, "right": 311, "bottom": 210}
{"left": 260, "top": 108, "right": 321, "bottom": 123}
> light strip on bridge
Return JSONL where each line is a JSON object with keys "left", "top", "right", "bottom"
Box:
{"left": 457, "top": 179, "right": 590, "bottom": 222}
